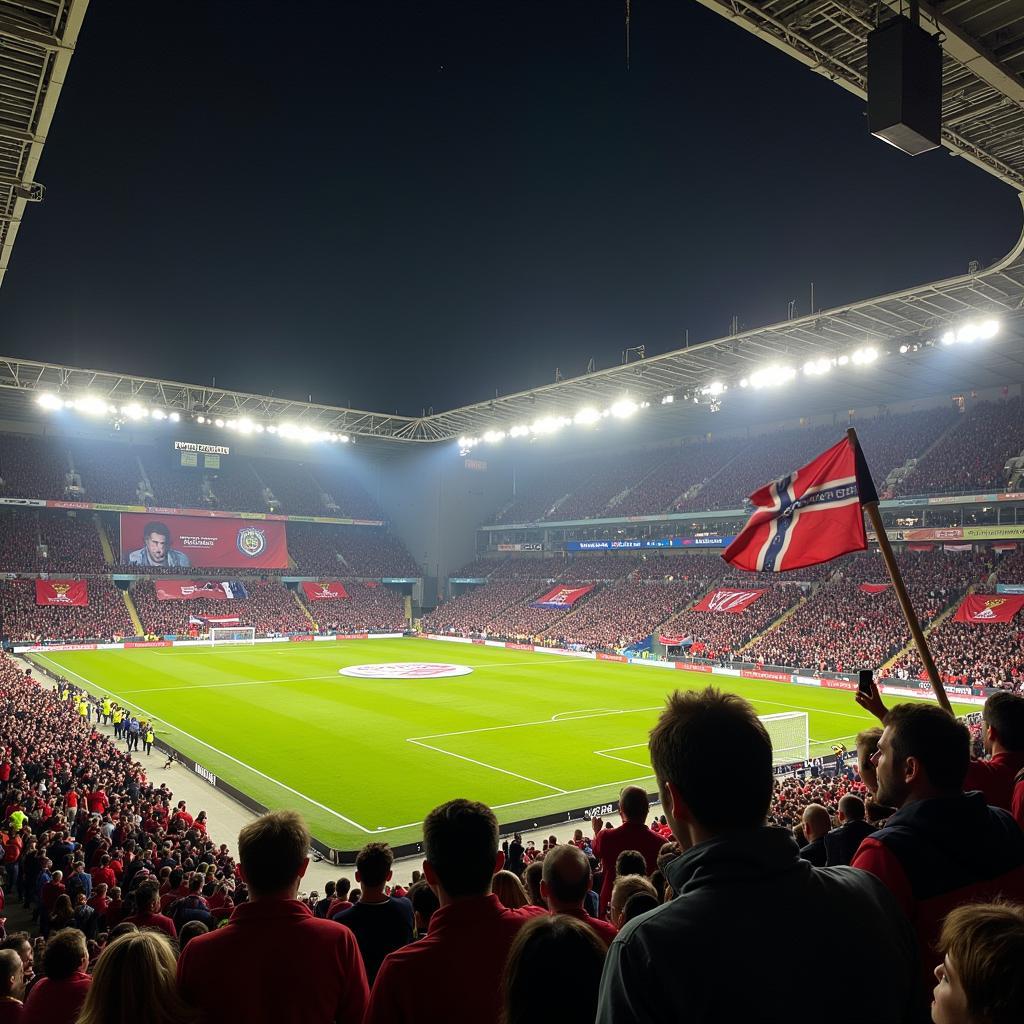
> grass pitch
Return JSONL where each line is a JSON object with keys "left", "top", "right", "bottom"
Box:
{"left": 28, "top": 639, "right": 975, "bottom": 851}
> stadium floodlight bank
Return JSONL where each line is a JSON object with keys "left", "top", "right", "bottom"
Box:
{"left": 760, "top": 711, "right": 810, "bottom": 765}
{"left": 210, "top": 626, "right": 256, "bottom": 646}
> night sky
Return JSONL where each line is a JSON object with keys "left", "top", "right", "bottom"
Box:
{"left": 0, "top": 1, "right": 1019, "bottom": 416}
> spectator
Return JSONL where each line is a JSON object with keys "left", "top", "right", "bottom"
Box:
{"left": 23, "top": 929, "right": 90, "bottom": 1024}
{"left": 597, "top": 687, "right": 919, "bottom": 1023}
{"left": 314, "top": 881, "right": 336, "bottom": 918}
{"left": 608, "top": 875, "right": 657, "bottom": 931}
{"left": 931, "top": 902, "right": 1024, "bottom": 1024}
{"left": 492, "top": 870, "right": 531, "bottom": 911}
{"left": 621, "top": 891, "right": 659, "bottom": 925}
{"left": 962, "top": 692, "right": 1024, "bottom": 810}
{"left": 407, "top": 881, "right": 438, "bottom": 939}
{"left": 364, "top": 799, "right": 542, "bottom": 1024}
{"left": 502, "top": 914, "right": 607, "bottom": 1024}
{"left": 177, "top": 921, "right": 208, "bottom": 952}
{"left": 824, "top": 795, "right": 875, "bottom": 867}
{"left": 798, "top": 804, "right": 830, "bottom": 866}
{"left": 178, "top": 810, "right": 368, "bottom": 1024}
{"left": 522, "top": 861, "right": 544, "bottom": 908}
{"left": 591, "top": 787, "right": 665, "bottom": 917}
{"left": 333, "top": 843, "right": 413, "bottom": 984}
{"left": 124, "top": 881, "right": 176, "bottom": 940}
{"left": 77, "top": 930, "right": 195, "bottom": 1024}
{"left": 852, "top": 703, "right": 1024, "bottom": 988}
{"left": 541, "top": 845, "right": 617, "bottom": 945}
{"left": 0, "top": 948, "right": 24, "bottom": 1023}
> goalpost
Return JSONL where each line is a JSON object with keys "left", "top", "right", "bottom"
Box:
{"left": 209, "top": 626, "right": 256, "bottom": 647}
{"left": 759, "top": 711, "right": 810, "bottom": 765}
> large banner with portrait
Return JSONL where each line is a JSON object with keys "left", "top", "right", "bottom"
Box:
{"left": 119, "top": 513, "right": 289, "bottom": 570}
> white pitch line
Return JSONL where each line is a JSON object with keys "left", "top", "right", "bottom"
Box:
{"left": 411, "top": 706, "right": 664, "bottom": 742}
{"left": 406, "top": 738, "right": 566, "bottom": 794}
{"left": 119, "top": 674, "right": 341, "bottom": 695}
{"left": 552, "top": 708, "right": 613, "bottom": 721}
{"left": 33, "top": 655, "right": 376, "bottom": 834}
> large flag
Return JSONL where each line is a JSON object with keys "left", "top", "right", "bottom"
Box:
{"left": 723, "top": 436, "right": 878, "bottom": 573}
{"left": 35, "top": 580, "right": 89, "bottom": 606}
{"left": 155, "top": 579, "right": 248, "bottom": 601}
{"left": 690, "top": 588, "right": 766, "bottom": 613}
{"left": 953, "top": 594, "right": 1024, "bottom": 624}
{"left": 301, "top": 581, "right": 349, "bottom": 601}
{"left": 189, "top": 614, "right": 242, "bottom": 627}
{"left": 530, "top": 584, "right": 594, "bottom": 609}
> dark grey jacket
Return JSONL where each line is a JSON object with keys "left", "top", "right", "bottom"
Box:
{"left": 597, "top": 826, "right": 918, "bottom": 1024}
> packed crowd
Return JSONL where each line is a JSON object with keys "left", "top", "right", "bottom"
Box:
{"left": 66, "top": 442, "right": 143, "bottom": 506}
{"left": 299, "top": 581, "right": 407, "bottom": 633}
{"left": 747, "top": 551, "right": 981, "bottom": 674}
{"left": 896, "top": 397, "right": 1024, "bottom": 496}
{"left": 131, "top": 579, "right": 311, "bottom": 637}
{"left": 0, "top": 579, "right": 136, "bottom": 643}
{"left": 285, "top": 525, "right": 418, "bottom": 579}
{"left": 422, "top": 580, "right": 544, "bottom": 637}
{"left": 0, "top": 435, "right": 69, "bottom": 504}
{"left": 0, "top": 513, "right": 107, "bottom": 575}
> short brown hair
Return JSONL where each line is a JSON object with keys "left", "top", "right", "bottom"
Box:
{"left": 618, "top": 786, "right": 649, "bottom": 822}
{"left": 649, "top": 687, "right": 772, "bottom": 830}
{"left": 355, "top": 842, "right": 394, "bottom": 888}
{"left": 855, "top": 728, "right": 882, "bottom": 771}
{"left": 883, "top": 703, "right": 970, "bottom": 792}
{"left": 422, "top": 799, "right": 498, "bottom": 898}
{"left": 939, "top": 903, "right": 1024, "bottom": 1024}
{"left": 237, "top": 810, "right": 309, "bottom": 894}
{"left": 42, "top": 929, "right": 87, "bottom": 981}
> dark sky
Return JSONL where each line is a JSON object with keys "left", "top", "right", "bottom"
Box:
{"left": 1, "top": 1, "right": 1019, "bottom": 416}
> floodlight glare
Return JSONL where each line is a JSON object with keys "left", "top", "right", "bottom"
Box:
{"left": 941, "top": 331, "right": 955, "bottom": 346}
{"left": 197, "top": 415, "right": 206, "bottom": 424}
{"left": 574, "top": 407, "right": 600, "bottom": 425}
{"left": 214, "top": 418, "right": 225, "bottom": 428}
{"left": 899, "top": 345, "right": 909, "bottom": 354}
{"left": 661, "top": 394, "right": 674, "bottom": 405}
{"left": 802, "top": 358, "right": 832, "bottom": 377}
{"left": 978, "top": 319, "right": 1000, "bottom": 339}
{"left": 610, "top": 399, "right": 638, "bottom": 419}
{"left": 748, "top": 365, "right": 795, "bottom": 390}
{"left": 701, "top": 381, "right": 725, "bottom": 397}
{"left": 851, "top": 347, "right": 878, "bottom": 365}
{"left": 509, "top": 424, "right": 530, "bottom": 438}
{"left": 36, "top": 393, "right": 62, "bottom": 410}
{"left": 74, "top": 395, "right": 111, "bottom": 417}
{"left": 236, "top": 417, "right": 254, "bottom": 433}
{"left": 169, "top": 412, "right": 180, "bottom": 423}
{"left": 483, "top": 429, "right": 506, "bottom": 443}
{"left": 150, "top": 408, "right": 166, "bottom": 420}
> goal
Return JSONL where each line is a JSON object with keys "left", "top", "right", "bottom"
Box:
{"left": 210, "top": 626, "right": 256, "bottom": 647}
{"left": 759, "top": 711, "right": 809, "bottom": 765}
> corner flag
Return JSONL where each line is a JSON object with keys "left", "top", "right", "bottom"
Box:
{"left": 723, "top": 436, "right": 878, "bottom": 573}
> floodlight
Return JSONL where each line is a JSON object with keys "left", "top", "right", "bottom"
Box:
{"left": 509, "top": 425, "right": 530, "bottom": 438}
{"left": 574, "top": 408, "right": 600, "bottom": 425}
{"left": 837, "top": 355, "right": 849, "bottom": 366}
{"left": 266, "top": 425, "right": 277, "bottom": 434}
{"left": 978, "top": 319, "right": 1000, "bottom": 339}
{"left": 36, "top": 393, "right": 62, "bottom": 411}
{"left": 150, "top": 408, "right": 166, "bottom": 420}
{"left": 899, "top": 345, "right": 909, "bottom": 354}
{"left": 748, "top": 365, "right": 795, "bottom": 389}
{"left": 483, "top": 429, "right": 506, "bottom": 443}
{"left": 956, "top": 323, "right": 979, "bottom": 344}
{"left": 339, "top": 434, "right": 350, "bottom": 443}
{"left": 73, "top": 395, "right": 111, "bottom": 417}
{"left": 214, "top": 418, "right": 225, "bottom": 428}
{"left": 236, "top": 417, "right": 254, "bottom": 433}
{"left": 802, "top": 358, "right": 832, "bottom": 376}
{"left": 197, "top": 415, "right": 206, "bottom": 424}
{"left": 661, "top": 394, "right": 674, "bottom": 405}
{"left": 531, "top": 416, "right": 566, "bottom": 434}
{"left": 701, "top": 382, "right": 725, "bottom": 397}
{"left": 739, "top": 378, "right": 749, "bottom": 388}
{"left": 169, "top": 412, "right": 180, "bottom": 422}
{"left": 121, "top": 403, "right": 147, "bottom": 420}
{"left": 610, "top": 399, "right": 638, "bottom": 419}
{"left": 941, "top": 331, "right": 955, "bottom": 346}
{"left": 851, "top": 347, "right": 878, "bottom": 365}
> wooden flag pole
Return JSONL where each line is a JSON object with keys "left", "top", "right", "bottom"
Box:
{"left": 846, "top": 427, "right": 953, "bottom": 715}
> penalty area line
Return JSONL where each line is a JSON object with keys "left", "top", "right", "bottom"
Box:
{"left": 32, "top": 655, "right": 377, "bottom": 835}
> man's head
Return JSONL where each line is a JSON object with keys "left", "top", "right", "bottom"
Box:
{"left": 237, "top": 810, "right": 309, "bottom": 898}
{"left": 422, "top": 799, "right": 501, "bottom": 902}
{"left": 0, "top": 949, "right": 23, "bottom": 1000}
{"left": 42, "top": 929, "right": 88, "bottom": 981}
{"left": 855, "top": 728, "right": 883, "bottom": 795}
{"left": 615, "top": 849, "right": 647, "bottom": 878}
{"left": 873, "top": 704, "right": 970, "bottom": 809}
{"left": 610, "top": 875, "right": 657, "bottom": 928}
{"left": 540, "top": 844, "right": 592, "bottom": 910}
{"left": 618, "top": 786, "right": 649, "bottom": 824}
{"left": 141, "top": 523, "right": 172, "bottom": 564}
{"left": 837, "top": 794, "right": 865, "bottom": 823}
{"left": 801, "top": 804, "right": 831, "bottom": 843}
{"left": 649, "top": 687, "right": 772, "bottom": 846}
{"left": 982, "top": 692, "right": 1024, "bottom": 756}
{"left": 135, "top": 880, "right": 160, "bottom": 913}
{"left": 355, "top": 842, "right": 394, "bottom": 892}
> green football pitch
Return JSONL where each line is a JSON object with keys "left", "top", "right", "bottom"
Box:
{"left": 26, "top": 638, "right": 975, "bottom": 852}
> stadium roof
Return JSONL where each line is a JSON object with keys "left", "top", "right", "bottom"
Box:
{"left": 695, "top": 0, "right": 1024, "bottom": 192}
{"left": 0, "top": 0, "right": 88, "bottom": 289}
{"left": 2, "top": 196, "right": 1023, "bottom": 446}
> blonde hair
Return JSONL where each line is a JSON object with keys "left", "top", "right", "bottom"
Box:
{"left": 610, "top": 874, "right": 657, "bottom": 926}
{"left": 77, "top": 931, "right": 197, "bottom": 1024}
{"left": 492, "top": 870, "right": 530, "bottom": 910}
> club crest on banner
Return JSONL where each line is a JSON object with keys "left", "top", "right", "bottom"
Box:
{"left": 236, "top": 527, "right": 267, "bottom": 558}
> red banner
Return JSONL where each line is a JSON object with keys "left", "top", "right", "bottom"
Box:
{"left": 119, "top": 513, "right": 288, "bottom": 569}
{"left": 659, "top": 634, "right": 691, "bottom": 646}
{"left": 124, "top": 640, "right": 173, "bottom": 648}
{"left": 741, "top": 669, "right": 792, "bottom": 683}
{"left": 597, "top": 652, "right": 627, "bottom": 662}
{"left": 691, "top": 588, "right": 766, "bottom": 614}
{"left": 289, "top": 634, "right": 314, "bottom": 642}
{"left": 189, "top": 614, "right": 241, "bottom": 627}
{"left": 530, "top": 585, "right": 595, "bottom": 609}
{"left": 858, "top": 583, "right": 889, "bottom": 595}
{"left": 674, "top": 661, "right": 712, "bottom": 673}
{"left": 35, "top": 580, "right": 89, "bottom": 606}
{"left": 953, "top": 594, "right": 1024, "bottom": 624}
{"left": 155, "top": 580, "right": 249, "bottom": 601}
{"left": 301, "top": 581, "right": 350, "bottom": 601}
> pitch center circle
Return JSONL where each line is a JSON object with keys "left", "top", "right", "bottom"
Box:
{"left": 339, "top": 662, "right": 473, "bottom": 679}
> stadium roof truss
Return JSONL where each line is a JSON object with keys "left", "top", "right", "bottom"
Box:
{"left": 694, "top": 0, "right": 1024, "bottom": 192}
{"left": 2, "top": 197, "right": 1023, "bottom": 444}
{"left": 0, "top": 0, "right": 88, "bottom": 288}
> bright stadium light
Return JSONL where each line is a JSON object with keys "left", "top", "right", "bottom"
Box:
{"left": 196, "top": 415, "right": 206, "bottom": 424}
{"left": 74, "top": 395, "right": 113, "bottom": 417}
{"left": 851, "top": 346, "right": 878, "bottom": 365}
{"left": 509, "top": 424, "right": 530, "bottom": 438}
{"left": 266, "top": 424, "right": 277, "bottom": 434}
{"left": 748, "top": 365, "right": 796, "bottom": 390}
{"left": 483, "top": 429, "right": 506, "bottom": 443}
{"left": 150, "top": 408, "right": 166, "bottom": 420}
{"left": 739, "top": 378, "right": 749, "bottom": 388}
{"left": 254, "top": 423, "right": 264, "bottom": 432}
{"left": 610, "top": 398, "right": 638, "bottom": 419}
{"left": 802, "top": 357, "right": 833, "bottom": 377}
{"left": 236, "top": 417, "right": 254, "bottom": 434}
{"left": 661, "top": 394, "right": 674, "bottom": 405}
{"left": 899, "top": 344, "right": 909, "bottom": 354}
{"left": 36, "top": 392, "right": 62, "bottom": 411}
{"left": 531, "top": 416, "right": 568, "bottom": 434}
{"left": 169, "top": 411, "right": 180, "bottom": 422}
{"left": 699, "top": 382, "right": 726, "bottom": 397}
{"left": 120, "top": 403, "right": 147, "bottom": 420}
{"left": 214, "top": 418, "right": 225, "bottom": 428}
{"left": 977, "top": 319, "right": 1000, "bottom": 339}
{"left": 574, "top": 407, "right": 600, "bottom": 425}
{"left": 836, "top": 355, "right": 849, "bottom": 366}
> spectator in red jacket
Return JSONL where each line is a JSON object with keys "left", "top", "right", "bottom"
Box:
{"left": 124, "top": 881, "right": 176, "bottom": 940}
{"left": 961, "top": 692, "right": 1024, "bottom": 811}
{"left": 23, "top": 929, "right": 90, "bottom": 1024}
{"left": 540, "top": 845, "right": 617, "bottom": 945}
{"left": 177, "top": 810, "right": 368, "bottom": 1024}
{"left": 852, "top": 703, "right": 1024, "bottom": 994}
{"left": 590, "top": 787, "right": 665, "bottom": 917}
{"left": 364, "top": 799, "right": 542, "bottom": 1024}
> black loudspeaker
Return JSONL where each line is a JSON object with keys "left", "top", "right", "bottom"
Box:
{"left": 867, "top": 15, "right": 942, "bottom": 156}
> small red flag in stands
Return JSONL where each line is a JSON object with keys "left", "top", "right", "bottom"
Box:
{"left": 723, "top": 436, "right": 878, "bottom": 573}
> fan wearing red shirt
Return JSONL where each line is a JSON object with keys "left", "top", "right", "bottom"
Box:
{"left": 0, "top": 948, "right": 23, "bottom": 1023}
{"left": 962, "top": 692, "right": 1024, "bottom": 811}
{"left": 541, "top": 844, "right": 617, "bottom": 945}
{"left": 89, "top": 856, "right": 116, "bottom": 894}
{"left": 23, "top": 928, "right": 90, "bottom": 1024}
{"left": 590, "top": 786, "right": 666, "bottom": 917}
{"left": 364, "top": 799, "right": 543, "bottom": 1024}
{"left": 125, "top": 880, "right": 177, "bottom": 939}
{"left": 178, "top": 810, "right": 368, "bottom": 1024}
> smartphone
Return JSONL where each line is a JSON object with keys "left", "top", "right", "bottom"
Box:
{"left": 858, "top": 669, "right": 874, "bottom": 696}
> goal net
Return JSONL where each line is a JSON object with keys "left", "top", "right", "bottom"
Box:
{"left": 210, "top": 626, "right": 256, "bottom": 647}
{"left": 759, "top": 711, "right": 809, "bottom": 765}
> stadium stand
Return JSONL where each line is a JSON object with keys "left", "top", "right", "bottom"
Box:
{"left": 0, "top": 434, "right": 69, "bottom": 502}
{"left": 132, "top": 579, "right": 310, "bottom": 637}
{"left": 305, "top": 462, "right": 385, "bottom": 521}
{"left": 1, "top": 578, "right": 135, "bottom": 642}
{"left": 249, "top": 457, "right": 325, "bottom": 516}
{"left": 423, "top": 580, "right": 546, "bottom": 637}
{"left": 67, "top": 440, "right": 145, "bottom": 506}
{"left": 298, "top": 579, "right": 407, "bottom": 633}
{"left": 286, "top": 524, "right": 419, "bottom": 578}
{"left": 0, "top": 511, "right": 107, "bottom": 574}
